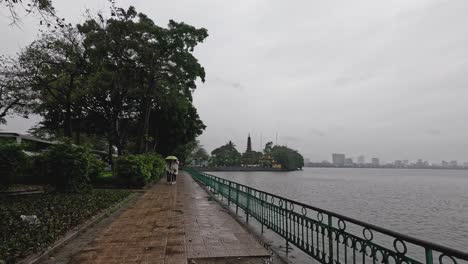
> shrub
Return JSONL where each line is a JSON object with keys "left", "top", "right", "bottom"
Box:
{"left": 38, "top": 143, "right": 94, "bottom": 193}
{"left": 88, "top": 154, "right": 107, "bottom": 182}
{"left": 114, "top": 153, "right": 165, "bottom": 188}
{"left": 142, "top": 153, "right": 166, "bottom": 179}
{"left": 115, "top": 155, "right": 151, "bottom": 188}
{"left": 0, "top": 144, "right": 31, "bottom": 189}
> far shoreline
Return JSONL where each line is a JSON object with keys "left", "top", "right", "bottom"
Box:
{"left": 306, "top": 166, "right": 468, "bottom": 171}
{"left": 190, "top": 166, "right": 468, "bottom": 172}
{"left": 189, "top": 166, "right": 296, "bottom": 172}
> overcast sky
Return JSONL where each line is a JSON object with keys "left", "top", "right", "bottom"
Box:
{"left": 1, "top": 0, "right": 468, "bottom": 163}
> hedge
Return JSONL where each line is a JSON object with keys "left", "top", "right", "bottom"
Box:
{"left": 35, "top": 143, "right": 97, "bottom": 193}
{"left": 0, "top": 143, "right": 107, "bottom": 192}
{"left": 114, "top": 153, "right": 165, "bottom": 188}
{"left": 0, "top": 144, "right": 31, "bottom": 190}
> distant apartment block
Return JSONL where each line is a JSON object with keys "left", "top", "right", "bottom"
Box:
{"left": 332, "top": 153, "right": 346, "bottom": 166}
{"left": 371, "top": 158, "right": 379, "bottom": 166}
{"left": 357, "top": 155, "right": 365, "bottom": 164}
{"left": 394, "top": 160, "right": 402, "bottom": 167}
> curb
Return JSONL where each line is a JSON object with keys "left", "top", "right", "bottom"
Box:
{"left": 18, "top": 191, "right": 140, "bottom": 264}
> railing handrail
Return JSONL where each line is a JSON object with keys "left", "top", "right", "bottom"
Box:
{"left": 189, "top": 169, "right": 468, "bottom": 261}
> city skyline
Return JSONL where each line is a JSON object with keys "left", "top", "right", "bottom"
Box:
{"left": 324, "top": 152, "right": 466, "bottom": 167}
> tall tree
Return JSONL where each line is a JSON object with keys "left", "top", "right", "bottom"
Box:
{"left": 211, "top": 141, "right": 241, "bottom": 167}
{"left": 4, "top": 5, "right": 208, "bottom": 158}
{"left": 0, "top": 56, "right": 33, "bottom": 124}
{"left": 192, "top": 147, "right": 209, "bottom": 166}
{"left": 19, "top": 27, "right": 87, "bottom": 141}
{"left": 78, "top": 6, "right": 207, "bottom": 155}
{"left": 270, "top": 145, "right": 304, "bottom": 171}
{"left": 147, "top": 90, "right": 205, "bottom": 155}
{"left": 1, "top": 0, "right": 65, "bottom": 27}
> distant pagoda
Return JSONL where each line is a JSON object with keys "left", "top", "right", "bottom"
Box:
{"left": 246, "top": 134, "right": 252, "bottom": 153}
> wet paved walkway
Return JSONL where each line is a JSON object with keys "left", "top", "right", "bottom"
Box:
{"left": 69, "top": 172, "right": 269, "bottom": 264}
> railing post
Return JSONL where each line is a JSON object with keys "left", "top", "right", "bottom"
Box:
{"left": 261, "top": 193, "right": 264, "bottom": 233}
{"left": 236, "top": 183, "right": 239, "bottom": 215}
{"left": 228, "top": 181, "right": 231, "bottom": 207}
{"left": 425, "top": 248, "right": 433, "bottom": 264}
{"left": 328, "top": 215, "right": 333, "bottom": 264}
{"left": 285, "top": 201, "right": 289, "bottom": 255}
{"left": 246, "top": 188, "right": 250, "bottom": 223}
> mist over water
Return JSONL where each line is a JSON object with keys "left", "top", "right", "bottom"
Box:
{"left": 210, "top": 168, "right": 468, "bottom": 251}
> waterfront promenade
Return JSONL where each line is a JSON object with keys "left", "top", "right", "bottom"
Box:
{"left": 58, "top": 172, "right": 270, "bottom": 264}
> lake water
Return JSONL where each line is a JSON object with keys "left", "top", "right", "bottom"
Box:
{"left": 209, "top": 168, "right": 468, "bottom": 252}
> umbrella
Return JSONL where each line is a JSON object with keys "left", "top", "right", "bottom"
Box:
{"left": 165, "top": 156, "right": 178, "bottom": 160}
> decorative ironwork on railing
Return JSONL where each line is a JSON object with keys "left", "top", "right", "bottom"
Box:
{"left": 185, "top": 169, "right": 468, "bottom": 264}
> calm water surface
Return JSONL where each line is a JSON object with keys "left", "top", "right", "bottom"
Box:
{"left": 210, "top": 168, "right": 468, "bottom": 251}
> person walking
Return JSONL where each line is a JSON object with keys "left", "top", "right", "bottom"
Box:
{"left": 170, "top": 160, "right": 179, "bottom": 184}
{"left": 165, "top": 156, "right": 179, "bottom": 185}
{"left": 165, "top": 159, "right": 173, "bottom": 184}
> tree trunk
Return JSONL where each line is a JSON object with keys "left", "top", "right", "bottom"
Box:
{"left": 64, "top": 101, "right": 72, "bottom": 138}
{"left": 108, "top": 138, "right": 114, "bottom": 170}
{"left": 138, "top": 99, "right": 152, "bottom": 153}
{"left": 75, "top": 119, "right": 81, "bottom": 145}
{"left": 138, "top": 78, "right": 156, "bottom": 154}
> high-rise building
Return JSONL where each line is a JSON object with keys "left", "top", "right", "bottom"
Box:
{"left": 450, "top": 160, "right": 458, "bottom": 167}
{"left": 371, "top": 158, "right": 379, "bottom": 166}
{"left": 344, "top": 158, "right": 354, "bottom": 165}
{"left": 332, "top": 153, "right": 346, "bottom": 166}
{"left": 357, "top": 155, "right": 365, "bottom": 164}
{"left": 394, "top": 160, "right": 402, "bottom": 167}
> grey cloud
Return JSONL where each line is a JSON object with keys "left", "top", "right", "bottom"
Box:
{"left": 308, "top": 129, "right": 326, "bottom": 138}
{"left": 427, "top": 129, "right": 442, "bottom": 136}
{"left": 1, "top": 0, "right": 468, "bottom": 163}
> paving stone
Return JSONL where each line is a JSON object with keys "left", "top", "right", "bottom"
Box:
{"left": 66, "top": 172, "right": 269, "bottom": 263}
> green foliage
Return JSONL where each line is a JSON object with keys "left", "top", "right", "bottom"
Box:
{"left": 242, "top": 151, "right": 263, "bottom": 165}
{"left": 0, "top": 144, "right": 30, "bottom": 189}
{"left": 270, "top": 145, "right": 304, "bottom": 171}
{"left": 0, "top": 55, "right": 34, "bottom": 124}
{"left": 75, "top": 6, "right": 208, "bottom": 154}
{"left": 210, "top": 141, "right": 241, "bottom": 167}
{"left": 264, "top": 141, "right": 273, "bottom": 154}
{"left": 0, "top": 189, "right": 131, "bottom": 263}
{"left": 142, "top": 153, "right": 166, "bottom": 180}
{"left": 37, "top": 143, "right": 93, "bottom": 192}
{"left": 19, "top": 27, "right": 87, "bottom": 139}
{"left": 191, "top": 147, "right": 210, "bottom": 166}
{"left": 173, "top": 140, "right": 199, "bottom": 165}
{"left": 114, "top": 153, "right": 165, "bottom": 188}
{"left": 4, "top": 5, "right": 208, "bottom": 157}
{"left": 88, "top": 154, "right": 107, "bottom": 182}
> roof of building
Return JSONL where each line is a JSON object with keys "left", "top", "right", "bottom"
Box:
{"left": 0, "top": 132, "right": 56, "bottom": 145}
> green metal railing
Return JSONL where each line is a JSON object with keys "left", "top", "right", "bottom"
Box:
{"left": 185, "top": 168, "right": 468, "bottom": 264}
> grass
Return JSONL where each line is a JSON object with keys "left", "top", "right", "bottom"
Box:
{"left": 98, "top": 171, "right": 113, "bottom": 179}
{"left": 0, "top": 189, "right": 132, "bottom": 263}
{"left": 93, "top": 171, "right": 117, "bottom": 187}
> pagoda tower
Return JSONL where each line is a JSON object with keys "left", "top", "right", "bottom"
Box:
{"left": 246, "top": 134, "right": 252, "bottom": 153}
